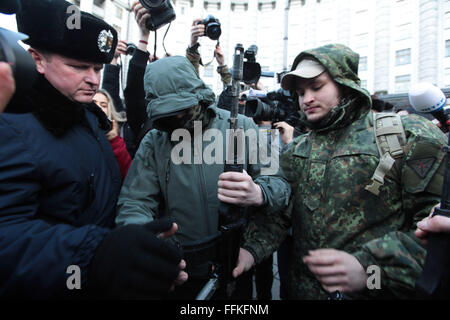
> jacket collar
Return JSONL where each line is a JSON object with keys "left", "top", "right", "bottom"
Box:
{"left": 30, "top": 74, "right": 111, "bottom": 137}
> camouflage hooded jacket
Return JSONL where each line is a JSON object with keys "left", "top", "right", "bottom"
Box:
{"left": 242, "top": 44, "right": 447, "bottom": 299}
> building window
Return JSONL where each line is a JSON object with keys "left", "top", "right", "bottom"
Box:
{"left": 115, "top": 5, "right": 123, "bottom": 19}
{"left": 445, "top": 68, "right": 450, "bottom": 87}
{"left": 395, "top": 75, "right": 411, "bottom": 93}
{"left": 396, "top": 23, "right": 411, "bottom": 41}
{"left": 395, "top": 48, "right": 411, "bottom": 65}
{"left": 361, "top": 80, "right": 367, "bottom": 89}
{"left": 204, "top": 65, "right": 214, "bottom": 77}
{"left": 94, "top": 0, "right": 105, "bottom": 7}
{"left": 445, "top": 11, "right": 450, "bottom": 29}
{"left": 113, "top": 24, "right": 121, "bottom": 38}
{"left": 359, "top": 56, "right": 368, "bottom": 71}
{"left": 446, "top": 40, "right": 450, "bottom": 57}
{"left": 354, "top": 33, "right": 368, "bottom": 48}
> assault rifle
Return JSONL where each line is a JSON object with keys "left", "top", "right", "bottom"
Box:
{"left": 195, "top": 43, "right": 246, "bottom": 300}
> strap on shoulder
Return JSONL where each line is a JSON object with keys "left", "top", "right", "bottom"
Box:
{"left": 365, "top": 112, "right": 406, "bottom": 196}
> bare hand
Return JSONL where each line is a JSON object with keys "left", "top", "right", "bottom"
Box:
{"left": 0, "top": 62, "right": 15, "bottom": 114}
{"left": 273, "top": 121, "right": 294, "bottom": 145}
{"left": 218, "top": 170, "right": 264, "bottom": 206}
{"left": 132, "top": 1, "right": 151, "bottom": 38}
{"left": 415, "top": 206, "right": 450, "bottom": 244}
{"left": 303, "top": 249, "right": 367, "bottom": 294}
{"left": 115, "top": 40, "right": 128, "bottom": 57}
{"left": 232, "top": 248, "right": 255, "bottom": 278}
{"left": 106, "top": 120, "right": 119, "bottom": 141}
{"left": 190, "top": 18, "right": 205, "bottom": 48}
{"left": 170, "top": 259, "right": 188, "bottom": 290}
{"left": 215, "top": 45, "right": 225, "bottom": 66}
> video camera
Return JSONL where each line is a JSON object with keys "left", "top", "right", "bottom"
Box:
{"left": 139, "top": 0, "right": 176, "bottom": 31}
{"left": 228, "top": 45, "right": 261, "bottom": 85}
{"left": 243, "top": 88, "right": 299, "bottom": 126}
{"left": 0, "top": 1, "right": 37, "bottom": 112}
{"left": 243, "top": 45, "right": 261, "bottom": 85}
{"left": 197, "top": 15, "right": 221, "bottom": 41}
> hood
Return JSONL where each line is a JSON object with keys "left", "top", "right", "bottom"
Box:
{"left": 144, "top": 56, "right": 216, "bottom": 120}
{"left": 288, "top": 44, "right": 372, "bottom": 132}
{"left": 291, "top": 43, "right": 371, "bottom": 108}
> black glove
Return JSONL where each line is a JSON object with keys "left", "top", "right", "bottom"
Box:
{"left": 89, "top": 219, "right": 183, "bottom": 299}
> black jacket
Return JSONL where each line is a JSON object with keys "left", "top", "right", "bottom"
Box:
{"left": 0, "top": 75, "right": 122, "bottom": 298}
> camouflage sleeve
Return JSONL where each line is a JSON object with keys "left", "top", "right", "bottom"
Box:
{"left": 186, "top": 46, "right": 201, "bottom": 75}
{"left": 217, "top": 65, "right": 231, "bottom": 87}
{"left": 242, "top": 116, "right": 291, "bottom": 215}
{"left": 242, "top": 199, "right": 293, "bottom": 265}
{"left": 353, "top": 115, "right": 447, "bottom": 298}
{"left": 242, "top": 120, "right": 292, "bottom": 263}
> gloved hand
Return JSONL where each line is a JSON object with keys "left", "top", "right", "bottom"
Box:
{"left": 89, "top": 219, "right": 183, "bottom": 299}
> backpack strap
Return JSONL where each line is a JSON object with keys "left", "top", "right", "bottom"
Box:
{"left": 365, "top": 112, "right": 406, "bottom": 196}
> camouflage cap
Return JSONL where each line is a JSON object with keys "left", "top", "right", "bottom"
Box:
{"left": 286, "top": 43, "right": 371, "bottom": 107}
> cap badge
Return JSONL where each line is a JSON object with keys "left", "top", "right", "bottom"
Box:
{"left": 97, "top": 29, "right": 114, "bottom": 53}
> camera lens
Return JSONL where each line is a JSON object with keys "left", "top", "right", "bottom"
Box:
{"left": 140, "top": 0, "right": 166, "bottom": 8}
{"left": 206, "top": 23, "right": 222, "bottom": 40}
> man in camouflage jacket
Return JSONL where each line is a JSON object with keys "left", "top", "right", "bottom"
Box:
{"left": 233, "top": 44, "right": 448, "bottom": 299}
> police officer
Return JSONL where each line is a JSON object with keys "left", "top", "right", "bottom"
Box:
{"left": 234, "top": 44, "right": 447, "bottom": 299}
{"left": 0, "top": 0, "right": 186, "bottom": 299}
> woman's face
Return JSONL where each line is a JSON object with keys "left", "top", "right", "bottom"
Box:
{"left": 93, "top": 92, "right": 109, "bottom": 115}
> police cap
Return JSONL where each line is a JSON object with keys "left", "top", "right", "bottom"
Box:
{"left": 16, "top": 0, "right": 118, "bottom": 64}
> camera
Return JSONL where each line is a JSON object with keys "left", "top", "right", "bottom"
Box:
{"left": 243, "top": 45, "right": 261, "bottom": 85}
{"left": 245, "top": 98, "right": 286, "bottom": 123}
{"left": 126, "top": 42, "right": 137, "bottom": 55}
{"left": 197, "top": 15, "right": 221, "bottom": 41}
{"left": 139, "top": 0, "right": 176, "bottom": 31}
{"left": 244, "top": 88, "right": 299, "bottom": 126}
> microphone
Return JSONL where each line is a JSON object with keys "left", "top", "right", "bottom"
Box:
{"left": 408, "top": 83, "right": 449, "bottom": 131}
{"left": 0, "top": 0, "right": 21, "bottom": 14}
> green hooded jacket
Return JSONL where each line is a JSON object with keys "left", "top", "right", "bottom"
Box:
{"left": 242, "top": 44, "right": 447, "bottom": 299}
{"left": 116, "top": 56, "right": 290, "bottom": 273}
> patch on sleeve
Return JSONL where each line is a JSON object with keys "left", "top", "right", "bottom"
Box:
{"left": 406, "top": 158, "right": 436, "bottom": 178}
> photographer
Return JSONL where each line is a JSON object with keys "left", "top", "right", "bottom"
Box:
{"left": 102, "top": 40, "right": 127, "bottom": 113}
{"left": 101, "top": 40, "right": 138, "bottom": 158}
{"left": 121, "top": 1, "right": 154, "bottom": 149}
{"left": 186, "top": 18, "right": 231, "bottom": 88}
{"left": 0, "top": 61, "right": 15, "bottom": 114}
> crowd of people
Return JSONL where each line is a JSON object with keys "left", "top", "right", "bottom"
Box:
{"left": 1, "top": 0, "right": 450, "bottom": 300}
